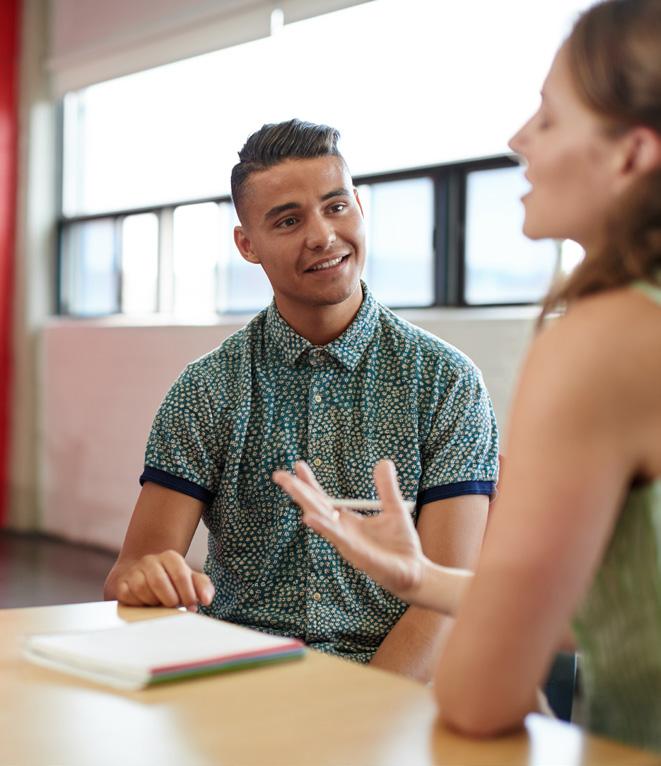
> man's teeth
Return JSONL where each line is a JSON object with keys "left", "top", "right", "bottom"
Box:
{"left": 310, "top": 256, "right": 344, "bottom": 271}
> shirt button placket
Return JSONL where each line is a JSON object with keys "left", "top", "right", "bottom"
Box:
{"left": 307, "top": 348, "right": 326, "bottom": 639}
{"left": 309, "top": 349, "right": 326, "bottom": 474}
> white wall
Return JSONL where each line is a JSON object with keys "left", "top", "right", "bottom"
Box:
{"left": 40, "top": 309, "right": 535, "bottom": 568}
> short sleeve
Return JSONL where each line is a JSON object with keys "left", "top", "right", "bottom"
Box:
{"left": 141, "top": 364, "right": 222, "bottom": 502}
{"left": 418, "top": 362, "right": 499, "bottom": 504}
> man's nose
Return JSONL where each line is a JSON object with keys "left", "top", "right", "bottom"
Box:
{"left": 304, "top": 215, "right": 336, "bottom": 250}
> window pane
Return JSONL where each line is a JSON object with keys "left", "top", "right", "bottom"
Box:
{"left": 172, "top": 203, "right": 220, "bottom": 317}
{"left": 464, "top": 166, "right": 558, "bottom": 305}
{"left": 121, "top": 213, "right": 158, "bottom": 314}
{"left": 61, "top": 219, "right": 118, "bottom": 315}
{"left": 217, "top": 203, "right": 273, "bottom": 313}
{"left": 360, "top": 178, "right": 434, "bottom": 307}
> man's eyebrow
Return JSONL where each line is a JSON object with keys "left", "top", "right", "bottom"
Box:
{"left": 264, "top": 201, "right": 300, "bottom": 221}
{"left": 321, "top": 187, "right": 351, "bottom": 201}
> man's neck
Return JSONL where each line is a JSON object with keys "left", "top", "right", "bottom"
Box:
{"left": 274, "top": 285, "right": 364, "bottom": 346}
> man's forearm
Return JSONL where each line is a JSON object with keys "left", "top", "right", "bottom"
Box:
{"left": 369, "top": 605, "right": 455, "bottom": 683}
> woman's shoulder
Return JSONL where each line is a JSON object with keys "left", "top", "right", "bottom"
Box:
{"left": 539, "top": 285, "right": 660, "bottom": 360}
{"left": 526, "top": 286, "right": 661, "bottom": 423}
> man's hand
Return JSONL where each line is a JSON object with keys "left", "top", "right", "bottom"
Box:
{"left": 115, "top": 550, "right": 214, "bottom": 610}
{"left": 274, "top": 459, "right": 427, "bottom": 602}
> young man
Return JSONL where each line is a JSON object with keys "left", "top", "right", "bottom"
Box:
{"left": 104, "top": 119, "right": 499, "bottom": 681}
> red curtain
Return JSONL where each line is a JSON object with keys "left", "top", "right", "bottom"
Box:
{"left": 0, "top": 0, "right": 20, "bottom": 525}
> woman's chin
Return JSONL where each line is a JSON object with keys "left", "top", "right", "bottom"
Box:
{"left": 521, "top": 220, "right": 545, "bottom": 241}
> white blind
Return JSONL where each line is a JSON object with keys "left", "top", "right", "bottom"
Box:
{"left": 48, "top": 0, "right": 371, "bottom": 95}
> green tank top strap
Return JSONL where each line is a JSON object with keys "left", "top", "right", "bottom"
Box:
{"left": 632, "top": 278, "right": 661, "bottom": 305}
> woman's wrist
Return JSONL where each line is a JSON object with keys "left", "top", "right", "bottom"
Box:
{"left": 405, "top": 557, "right": 473, "bottom": 616}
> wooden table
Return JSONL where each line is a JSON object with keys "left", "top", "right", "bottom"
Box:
{"left": 0, "top": 602, "right": 657, "bottom": 766}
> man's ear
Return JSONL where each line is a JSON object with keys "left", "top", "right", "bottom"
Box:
{"left": 617, "top": 126, "right": 661, "bottom": 180}
{"left": 353, "top": 187, "right": 364, "bottom": 217}
{"left": 234, "top": 226, "right": 260, "bottom": 265}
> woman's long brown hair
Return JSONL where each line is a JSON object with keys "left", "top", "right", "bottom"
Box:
{"left": 539, "top": 0, "right": 661, "bottom": 322}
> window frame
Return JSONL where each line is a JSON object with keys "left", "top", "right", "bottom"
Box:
{"left": 56, "top": 153, "right": 531, "bottom": 317}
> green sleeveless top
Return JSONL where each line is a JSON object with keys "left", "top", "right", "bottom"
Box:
{"left": 572, "top": 280, "right": 661, "bottom": 752}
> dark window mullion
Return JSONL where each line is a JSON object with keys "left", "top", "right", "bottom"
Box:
{"left": 443, "top": 168, "right": 465, "bottom": 307}
{"left": 433, "top": 172, "right": 447, "bottom": 307}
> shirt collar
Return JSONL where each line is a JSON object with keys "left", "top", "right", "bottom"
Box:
{"left": 264, "top": 282, "right": 379, "bottom": 371}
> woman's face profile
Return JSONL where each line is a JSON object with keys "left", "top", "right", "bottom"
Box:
{"left": 508, "top": 45, "right": 624, "bottom": 250}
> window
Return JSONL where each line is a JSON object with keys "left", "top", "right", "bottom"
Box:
{"left": 121, "top": 214, "right": 158, "bottom": 314}
{"left": 464, "top": 166, "right": 558, "bottom": 305}
{"left": 359, "top": 177, "right": 435, "bottom": 308}
{"left": 61, "top": 219, "right": 118, "bottom": 316}
{"left": 58, "top": 0, "right": 594, "bottom": 317}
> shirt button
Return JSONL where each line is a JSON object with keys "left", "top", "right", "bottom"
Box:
{"left": 313, "top": 457, "right": 322, "bottom": 467}
{"left": 313, "top": 394, "right": 322, "bottom": 404}
{"left": 312, "top": 592, "right": 321, "bottom": 602}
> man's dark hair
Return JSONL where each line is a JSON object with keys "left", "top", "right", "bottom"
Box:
{"left": 231, "top": 118, "right": 342, "bottom": 219}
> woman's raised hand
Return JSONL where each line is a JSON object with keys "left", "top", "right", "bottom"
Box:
{"left": 273, "top": 460, "right": 427, "bottom": 602}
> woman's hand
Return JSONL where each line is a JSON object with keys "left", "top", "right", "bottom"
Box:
{"left": 273, "top": 460, "right": 427, "bottom": 602}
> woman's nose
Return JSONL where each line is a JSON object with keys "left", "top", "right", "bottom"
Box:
{"left": 508, "top": 126, "right": 524, "bottom": 154}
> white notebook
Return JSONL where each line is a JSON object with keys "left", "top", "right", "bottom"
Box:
{"left": 24, "top": 612, "right": 305, "bottom": 691}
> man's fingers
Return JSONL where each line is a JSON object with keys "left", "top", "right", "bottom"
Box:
{"left": 117, "top": 552, "right": 211, "bottom": 609}
{"left": 192, "top": 571, "right": 215, "bottom": 606}
{"left": 123, "top": 568, "right": 160, "bottom": 606}
{"left": 160, "top": 551, "right": 198, "bottom": 608}
{"left": 117, "top": 580, "right": 142, "bottom": 606}
{"left": 143, "top": 558, "right": 182, "bottom": 608}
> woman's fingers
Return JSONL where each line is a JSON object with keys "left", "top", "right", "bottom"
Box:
{"left": 273, "top": 470, "right": 335, "bottom": 520}
{"left": 294, "top": 461, "right": 326, "bottom": 493}
{"left": 373, "top": 460, "right": 409, "bottom": 517}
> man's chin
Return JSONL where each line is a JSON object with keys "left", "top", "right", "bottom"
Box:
{"left": 307, "top": 277, "right": 363, "bottom": 307}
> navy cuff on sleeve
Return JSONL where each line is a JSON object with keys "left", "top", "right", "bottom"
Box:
{"left": 417, "top": 480, "right": 495, "bottom": 507}
{"left": 139, "top": 466, "right": 215, "bottom": 504}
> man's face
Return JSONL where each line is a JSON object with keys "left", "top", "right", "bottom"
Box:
{"left": 234, "top": 156, "right": 366, "bottom": 311}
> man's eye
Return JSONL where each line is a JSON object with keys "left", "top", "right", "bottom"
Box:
{"left": 329, "top": 202, "right": 347, "bottom": 214}
{"left": 277, "top": 217, "right": 298, "bottom": 229}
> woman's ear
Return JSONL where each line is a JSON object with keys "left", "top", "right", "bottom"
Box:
{"left": 234, "top": 226, "right": 260, "bottom": 265}
{"left": 619, "top": 126, "right": 661, "bottom": 178}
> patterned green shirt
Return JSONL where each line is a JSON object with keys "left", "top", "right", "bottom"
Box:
{"left": 141, "top": 284, "right": 498, "bottom": 663}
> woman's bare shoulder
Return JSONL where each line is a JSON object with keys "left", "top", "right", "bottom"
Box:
{"left": 525, "top": 287, "right": 661, "bottom": 462}
{"left": 536, "top": 286, "right": 660, "bottom": 366}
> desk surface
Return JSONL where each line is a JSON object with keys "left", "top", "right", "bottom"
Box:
{"left": 1, "top": 601, "right": 657, "bottom": 766}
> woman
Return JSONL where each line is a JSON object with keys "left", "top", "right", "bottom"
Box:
{"left": 274, "top": 0, "right": 661, "bottom": 752}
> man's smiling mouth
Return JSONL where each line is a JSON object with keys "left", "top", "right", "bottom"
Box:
{"left": 306, "top": 255, "right": 349, "bottom": 272}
